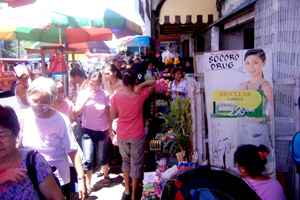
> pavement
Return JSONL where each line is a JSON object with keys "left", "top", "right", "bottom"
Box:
{"left": 70, "top": 165, "right": 143, "bottom": 200}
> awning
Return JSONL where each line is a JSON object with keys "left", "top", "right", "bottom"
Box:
{"left": 158, "top": 0, "right": 218, "bottom": 35}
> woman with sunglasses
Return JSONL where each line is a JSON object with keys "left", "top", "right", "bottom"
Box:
{"left": 19, "top": 77, "right": 87, "bottom": 200}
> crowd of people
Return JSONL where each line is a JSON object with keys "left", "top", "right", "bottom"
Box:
{"left": 0, "top": 49, "right": 287, "bottom": 200}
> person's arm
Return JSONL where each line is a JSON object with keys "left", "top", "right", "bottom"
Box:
{"left": 134, "top": 80, "right": 156, "bottom": 94}
{"left": 75, "top": 91, "right": 94, "bottom": 116}
{"left": 262, "top": 82, "right": 274, "bottom": 107}
{"left": 68, "top": 150, "right": 87, "bottom": 200}
{"left": 110, "top": 105, "right": 118, "bottom": 121}
{"left": 105, "top": 105, "right": 112, "bottom": 132}
{"left": 39, "top": 173, "right": 65, "bottom": 200}
{"left": 15, "top": 85, "right": 29, "bottom": 106}
{"left": 0, "top": 168, "right": 28, "bottom": 185}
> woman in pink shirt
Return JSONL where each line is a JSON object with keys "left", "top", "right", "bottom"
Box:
{"left": 76, "top": 71, "right": 112, "bottom": 193}
{"left": 234, "top": 144, "right": 286, "bottom": 200}
{"left": 110, "top": 69, "right": 155, "bottom": 200}
{"left": 52, "top": 80, "right": 77, "bottom": 130}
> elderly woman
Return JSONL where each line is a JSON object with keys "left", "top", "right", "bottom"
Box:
{"left": 0, "top": 105, "right": 64, "bottom": 200}
{"left": 19, "top": 77, "right": 87, "bottom": 200}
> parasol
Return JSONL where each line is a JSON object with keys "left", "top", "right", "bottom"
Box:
{"left": 0, "top": 1, "right": 143, "bottom": 44}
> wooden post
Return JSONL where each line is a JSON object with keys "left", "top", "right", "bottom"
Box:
{"left": 41, "top": 53, "right": 46, "bottom": 77}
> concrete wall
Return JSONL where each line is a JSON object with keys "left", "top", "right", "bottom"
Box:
{"left": 222, "top": 0, "right": 248, "bottom": 15}
{"left": 220, "top": 32, "right": 244, "bottom": 50}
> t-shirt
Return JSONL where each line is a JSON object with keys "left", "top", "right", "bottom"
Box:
{"left": 55, "top": 99, "right": 74, "bottom": 120}
{"left": 110, "top": 88, "right": 149, "bottom": 139}
{"left": 245, "top": 178, "right": 286, "bottom": 200}
{"left": 0, "top": 150, "right": 52, "bottom": 200}
{"left": 168, "top": 79, "right": 187, "bottom": 101}
{"left": 76, "top": 88, "right": 110, "bottom": 131}
{"left": 103, "top": 78, "right": 124, "bottom": 99}
{"left": 20, "top": 108, "right": 78, "bottom": 185}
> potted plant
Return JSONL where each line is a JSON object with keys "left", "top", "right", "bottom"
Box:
{"left": 158, "top": 97, "right": 193, "bottom": 162}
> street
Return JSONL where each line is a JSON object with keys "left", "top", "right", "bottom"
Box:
{"left": 0, "top": 92, "right": 20, "bottom": 112}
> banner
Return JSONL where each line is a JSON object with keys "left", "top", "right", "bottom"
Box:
{"left": 204, "top": 49, "right": 275, "bottom": 175}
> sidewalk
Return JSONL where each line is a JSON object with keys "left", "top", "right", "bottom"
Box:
{"left": 70, "top": 165, "right": 143, "bottom": 200}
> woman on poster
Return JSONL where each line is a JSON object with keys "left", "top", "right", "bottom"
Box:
{"left": 236, "top": 49, "right": 274, "bottom": 173}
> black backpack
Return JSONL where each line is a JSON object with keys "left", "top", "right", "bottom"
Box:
{"left": 26, "top": 150, "right": 61, "bottom": 200}
{"left": 161, "top": 166, "right": 260, "bottom": 200}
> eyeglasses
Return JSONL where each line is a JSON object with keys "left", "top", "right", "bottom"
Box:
{"left": 29, "top": 98, "right": 51, "bottom": 109}
{"left": 0, "top": 130, "right": 13, "bottom": 142}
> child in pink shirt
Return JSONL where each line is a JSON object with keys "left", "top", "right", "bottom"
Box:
{"left": 111, "top": 69, "right": 155, "bottom": 200}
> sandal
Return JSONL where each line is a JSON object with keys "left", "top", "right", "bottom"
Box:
{"left": 123, "top": 192, "right": 131, "bottom": 200}
{"left": 103, "top": 178, "right": 112, "bottom": 187}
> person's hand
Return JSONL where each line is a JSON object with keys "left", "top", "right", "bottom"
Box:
{"left": 134, "top": 85, "right": 141, "bottom": 93}
{"left": 0, "top": 168, "right": 28, "bottom": 185}
{"left": 78, "top": 179, "right": 87, "bottom": 200}
{"left": 71, "top": 122, "right": 78, "bottom": 130}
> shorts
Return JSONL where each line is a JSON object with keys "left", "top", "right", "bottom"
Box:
{"left": 118, "top": 135, "right": 145, "bottom": 179}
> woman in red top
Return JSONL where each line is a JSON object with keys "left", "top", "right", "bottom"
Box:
{"left": 110, "top": 69, "right": 155, "bottom": 200}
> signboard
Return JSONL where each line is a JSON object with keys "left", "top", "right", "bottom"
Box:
{"left": 204, "top": 49, "right": 275, "bottom": 175}
{"left": 159, "top": 34, "right": 181, "bottom": 41}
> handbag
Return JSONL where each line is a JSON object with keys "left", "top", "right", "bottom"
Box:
{"left": 26, "top": 150, "right": 61, "bottom": 200}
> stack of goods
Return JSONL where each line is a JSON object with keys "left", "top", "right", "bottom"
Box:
{"left": 155, "top": 80, "right": 168, "bottom": 91}
{"left": 142, "top": 172, "right": 161, "bottom": 200}
{"left": 150, "top": 139, "right": 162, "bottom": 151}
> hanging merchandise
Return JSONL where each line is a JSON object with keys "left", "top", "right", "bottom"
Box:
{"left": 49, "top": 53, "right": 69, "bottom": 73}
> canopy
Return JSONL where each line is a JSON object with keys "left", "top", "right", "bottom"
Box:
{"left": 0, "top": 2, "right": 143, "bottom": 44}
{"left": 118, "top": 35, "right": 150, "bottom": 47}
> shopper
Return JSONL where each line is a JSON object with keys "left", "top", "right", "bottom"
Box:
{"left": 166, "top": 67, "right": 187, "bottom": 102}
{"left": 76, "top": 71, "right": 112, "bottom": 193}
{"left": 110, "top": 69, "right": 155, "bottom": 200}
{"left": 14, "top": 65, "right": 30, "bottom": 110}
{"left": 0, "top": 105, "right": 65, "bottom": 200}
{"left": 20, "top": 77, "right": 87, "bottom": 200}
{"left": 234, "top": 144, "right": 286, "bottom": 200}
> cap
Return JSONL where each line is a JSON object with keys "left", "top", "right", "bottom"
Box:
{"left": 112, "top": 54, "right": 124, "bottom": 62}
{"left": 14, "top": 65, "right": 29, "bottom": 78}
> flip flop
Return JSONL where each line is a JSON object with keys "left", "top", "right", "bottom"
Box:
{"left": 103, "top": 178, "right": 112, "bottom": 187}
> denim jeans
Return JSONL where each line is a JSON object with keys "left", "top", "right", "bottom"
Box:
{"left": 81, "top": 128, "right": 109, "bottom": 171}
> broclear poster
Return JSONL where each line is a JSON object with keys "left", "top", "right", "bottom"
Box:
{"left": 204, "top": 49, "right": 275, "bottom": 175}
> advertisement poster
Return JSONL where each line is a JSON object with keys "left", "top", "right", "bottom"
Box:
{"left": 204, "top": 49, "right": 275, "bottom": 175}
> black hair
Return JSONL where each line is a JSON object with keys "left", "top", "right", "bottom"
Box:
{"left": 127, "top": 59, "right": 134, "bottom": 65}
{"left": 244, "top": 49, "right": 266, "bottom": 62}
{"left": 0, "top": 105, "right": 20, "bottom": 137}
{"left": 123, "top": 68, "right": 137, "bottom": 86}
{"left": 234, "top": 144, "right": 269, "bottom": 178}
{"left": 107, "top": 64, "right": 122, "bottom": 79}
{"left": 172, "top": 67, "right": 183, "bottom": 75}
{"left": 70, "top": 67, "right": 85, "bottom": 78}
{"left": 88, "top": 70, "right": 102, "bottom": 82}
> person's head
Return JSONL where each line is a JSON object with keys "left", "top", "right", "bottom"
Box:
{"left": 70, "top": 68, "right": 86, "bottom": 84}
{"left": 14, "top": 65, "right": 29, "bottom": 80}
{"left": 112, "top": 54, "right": 124, "bottom": 69}
{"left": 123, "top": 68, "right": 138, "bottom": 87}
{"left": 104, "top": 64, "right": 122, "bottom": 83}
{"left": 172, "top": 67, "right": 183, "bottom": 81}
{"left": 54, "top": 80, "right": 64, "bottom": 102}
{"left": 147, "top": 61, "right": 154, "bottom": 71}
{"left": 127, "top": 59, "right": 134, "bottom": 68}
{"left": 163, "top": 65, "right": 171, "bottom": 73}
{"left": 0, "top": 105, "right": 20, "bottom": 157}
{"left": 134, "top": 58, "right": 140, "bottom": 63}
{"left": 88, "top": 70, "right": 102, "bottom": 93}
{"left": 27, "top": 77, "right": 57, "bottom": 118}
{"left": 244, "top": 49, "right": 266, "bottom": 77}
{"left": 234, "top": 144, "right": 269, "bottom": 178}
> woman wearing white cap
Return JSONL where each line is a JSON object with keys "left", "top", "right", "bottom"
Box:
{"left": 14, "top": 65, "right": 30, "bottom": 110}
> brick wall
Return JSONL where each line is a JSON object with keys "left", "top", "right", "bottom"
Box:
{"left": 255, "top": 0, "right": 300, "bottom": 121}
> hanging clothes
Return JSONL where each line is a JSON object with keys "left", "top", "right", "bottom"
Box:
{"left": 49, "top": 53, "right": 69, "bottom": 73}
